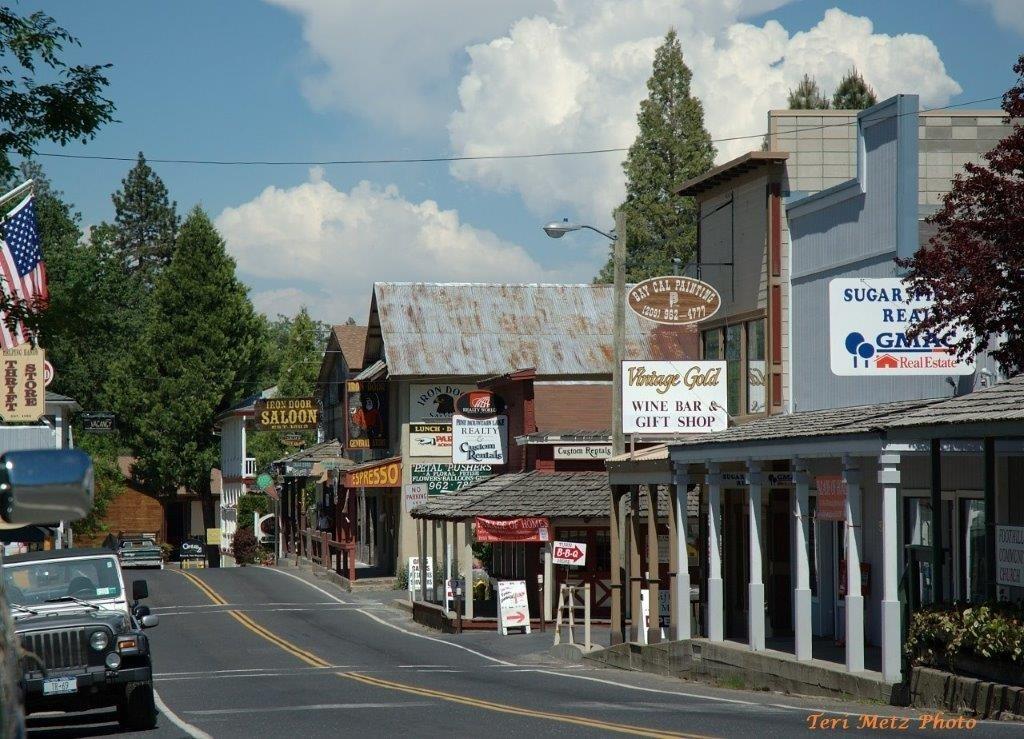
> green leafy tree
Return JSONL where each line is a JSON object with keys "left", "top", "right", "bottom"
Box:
{"left": 598, "top": 29, "right": 715, "bottom": 282}
{"left": 832, "top": 68, "right": 877, "bottom": 110}
{"left": 110, "top": 208, "right": 266, "bottom": 526}
{"left": 100, "top": 153, "right": 179, "bottom": 284}
{"left": 788, "top": 74, "right": 830, "bottom": 110}
{"left": 70, "top": 432, "right": 124, "bottom": 540}
{"left": 0, "top": 6, "right": 115, "bottom": 180}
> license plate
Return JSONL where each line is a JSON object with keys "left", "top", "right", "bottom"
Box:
{"left": 42, "top": 677, "right": 77, "bottom": 695}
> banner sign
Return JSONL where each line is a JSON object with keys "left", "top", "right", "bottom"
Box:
{"left": 475, "top": 516, "right": 550, "bottom": 543}
{"left": 0, "top": 346, "right": 45, "bottom": 423}
{"left": 411, "top": 463, "right": 492, "bottom": 494}
{"left": 452, "top": 414, "right": 508, "bottom": 465}
{"left": 409, "top": 422, "right": 452, "bottom": 457}
{"left": 815, "top": 475, "right": 847, "bottom": 521}
{"left": 553, "top": 445, "right": 611, "bottom": 460}
{"left": 552, "top": 541, "right": 586, "bottom": 567}
{"left": 409, "top": 383, "right": 475, "bottom": 422}
{"left": 996, "top": 525, "right": 1024, "bottom": 587}
{"left": 621, "top": 360, "right": 727, "bottom": 434}
{"left": 829, "top": 278, "right": 973, "bottom": 376}
{"left": 497, "top": 580, "right": 531, "bottom": 635}
{"left": 345, "top": 459, "right": 401, "bottom": 488}
{"left": 627, "top": 276, "right": 722, "bottom": 325}
{"left": 408, "top": 556, "right": 434, "bottom": 593}
{"left": 254, "top": 397, "right": 318, "bottom": 430}
{"left": 346, "top": 381, "right": 388, "bottom": 449}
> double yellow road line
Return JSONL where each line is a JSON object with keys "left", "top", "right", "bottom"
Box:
{"left": 174, "top": 569, "right": 712, "bottom": 738}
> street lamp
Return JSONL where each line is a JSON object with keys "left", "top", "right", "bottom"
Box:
{"left": 543, "top": 212, "right": 627, "bottom": 456}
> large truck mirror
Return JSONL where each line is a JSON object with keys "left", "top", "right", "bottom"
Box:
{"left": 0, "top": 449, "right": 94, "bottom": 524}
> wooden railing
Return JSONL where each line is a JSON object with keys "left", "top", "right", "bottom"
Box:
{"left": 294, "top": 527, "right": 358, "bottom": 582}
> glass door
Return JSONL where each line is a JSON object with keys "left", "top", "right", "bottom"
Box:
{"left": 960, "top": 499, "right": 986, "bottom": 603}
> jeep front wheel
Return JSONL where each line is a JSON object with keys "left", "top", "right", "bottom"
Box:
{"left": 117, "top": 682, "right": 158, "bottom": 730}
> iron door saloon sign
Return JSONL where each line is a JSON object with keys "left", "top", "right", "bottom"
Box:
{"left": 628, "top": 276, "right": 721, "bottom": 325}
{"left": 254, "top": 397, "right": 319, "bottom": 430}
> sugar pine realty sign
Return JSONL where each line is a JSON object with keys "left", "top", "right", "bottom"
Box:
{"left": 829, "top": 278, "right": 973, "bottom": 376}
{"left": 621, "top": 361, "right": 727, "bottom": 434}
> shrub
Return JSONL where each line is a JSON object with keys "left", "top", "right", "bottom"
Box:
{"left": 394, "top": 565, "right": 409, "bottom": 591}
{"left": 906, "top": 601, "right": 1024, "bottom": 667}
{"left": 231, "top": 527, "right": 260, "bottom": 565}
{"left": 237, "top": 493, "right": 270, "bottom": 530}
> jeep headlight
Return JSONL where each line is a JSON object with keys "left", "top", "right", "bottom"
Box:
{"left": 89, "top": 630, "right": 109, "bottom": 651}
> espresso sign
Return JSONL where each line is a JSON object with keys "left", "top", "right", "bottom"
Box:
{"left": 621, "top": 360, "right": 727, "bottom": 433}
{"left": 627, "top": 276, "right": 721, "bottom": 325}
{"left": 254, "top": 397, "right": 319, "bottom": 430}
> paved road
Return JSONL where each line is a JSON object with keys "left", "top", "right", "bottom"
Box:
{"left": 27, "top": 565, "right": 1022, "bottom": 737}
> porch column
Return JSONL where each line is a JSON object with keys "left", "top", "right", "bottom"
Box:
{"left": 843, "top": 456, "right": 864, "bottom": 673}
{"left": 671, "top": 469, "right": 691, "bottom": 641}
{"left": 609, "top": 486, "right": 627, "bottom": 645}
{"left": 645, "top": 484, "right": 661, "bottom": 644}
{"left": 628, "top": 486, "right": 644, "bottom": 642}
{"left": 879, "top": 452, "right": 902, "bottom": 683}
{"left": 984, "top": 438, "right": 997, "bottom": 602}
{"left": 747, "top": 461, "right": 765, "bottom": 652}
{"left": 706, "top": 463, "right": 724, "bottom": 642}
{"left": 462, "top": 519, "right": 474, "bottom": 620}
{"left": 793, "top": 458, "right": 812, "bottom": 661}
{"left": 930, "top": 439, "right": 943, "bottom": 604}
{"left": 418, "top": 517, "right": 429, "bottom": 602}
{"left": 543, "top": 542, "right": 554, "bottom": 622}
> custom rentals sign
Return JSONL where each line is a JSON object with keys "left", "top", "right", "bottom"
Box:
{"left": 621, "top": 360, "right": 728, "bottom": 434}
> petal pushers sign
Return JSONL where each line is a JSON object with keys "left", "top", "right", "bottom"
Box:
{"left": 829, "top": 278, "right": 972, "bottom": 376}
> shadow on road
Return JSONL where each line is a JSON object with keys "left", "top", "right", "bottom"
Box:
{"left": 26, "top": 709, "right": 126, "bottom": 738}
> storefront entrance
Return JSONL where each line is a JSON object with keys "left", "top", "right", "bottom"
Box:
{"left": 723, "top": 490, "right": 748, "bottom": 640}
{"left": 555, "top": 527, "right": 613, "bottom": 619}
{"left": 903, "top": 490, "right": 986, "bottom": 605}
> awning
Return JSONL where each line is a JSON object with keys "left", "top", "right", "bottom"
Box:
{"left": 272, "top": 439, "right": 354, "bottom": 477}
{"left": 354, "top": 360, "right": 387, "bottom": 381}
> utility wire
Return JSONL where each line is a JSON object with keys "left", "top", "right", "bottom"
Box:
{"left": 21, "top": 95, "right": 1004, "bottom": 168}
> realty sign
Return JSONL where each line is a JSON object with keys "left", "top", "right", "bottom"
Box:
{"left": 551, "top": 541, "right": 586, "bottom": 567}
{"left": 452, "top": 414, "right": 508, "bottom": 465}
{"left": 829, "top": 278, "right": 972, "bottom": 376}
{"left": 622, "top": 360, "right": 728, "bottom": 434}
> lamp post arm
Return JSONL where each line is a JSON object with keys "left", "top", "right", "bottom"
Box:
{"left": 581, "top": 224, "right": 617, "bottom": 241}
{"left": 611, "top": 211, "right": 626, "bottom": 456}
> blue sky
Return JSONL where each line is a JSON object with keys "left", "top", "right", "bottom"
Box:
{"left": 15, "top": 0, "right": 1024, "bottom": 322}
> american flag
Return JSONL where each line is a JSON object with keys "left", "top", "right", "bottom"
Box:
{"left": 0, "top": 194, "right": 48, "bottom": 349}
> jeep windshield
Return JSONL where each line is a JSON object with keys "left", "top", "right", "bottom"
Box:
{"left": 3, "top": 556, "right": 123, "bottom": 607}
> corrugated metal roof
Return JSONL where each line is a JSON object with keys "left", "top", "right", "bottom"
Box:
{"left": 372, "top": 283, "right": 699, "bottom": 377}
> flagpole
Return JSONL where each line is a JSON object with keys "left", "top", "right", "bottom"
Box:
{"left": 0, "top": 180, "right": 34, "bottom": 211}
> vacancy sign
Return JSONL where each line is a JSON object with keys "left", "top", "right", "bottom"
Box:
{"left": 622, "top": 360, "right": 727, "bottom": 434}
{"left": 829, "top": 278, "right": 972, "bottom": 376}
{"left": 552, "top": 541, "right": 587, "bottom": 567}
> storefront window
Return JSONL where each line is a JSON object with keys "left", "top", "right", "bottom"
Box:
{"left": 809, "top": 496, "right": 818, "bottom": 597}
{"left": 725, "top": 325, "right": 741, "bottom": 417}
{"left": 746, "top": 320, "right": 766, "bottom": 415}
{"left": 704, "top": 329, "right": 722, "bottom": 360}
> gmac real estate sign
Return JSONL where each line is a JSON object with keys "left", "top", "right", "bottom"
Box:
{"left": 829, "top": 278, "right": 972, "bottom": 376}
{"left": 621, "top": 360, "right": 728, "bottom": 434}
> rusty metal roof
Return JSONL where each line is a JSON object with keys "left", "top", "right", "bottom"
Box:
{"left": 371, "top": 283, "right": 700, "bottom": 377}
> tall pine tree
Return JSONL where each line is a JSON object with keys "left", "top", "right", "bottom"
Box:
{"left": 599, "top": 29, "right": 715, "bottom": 282}
{"left": 788, "top": 74, "right": 830, "bottom": 109}
{"left": 110, "top": 208, "right": 265, "bottom": 526}
{"left": 832, "top": 68, "right": 877, "bottom": 110}
{"left": 105, "top": 152, "right": 179, "bottom": 284}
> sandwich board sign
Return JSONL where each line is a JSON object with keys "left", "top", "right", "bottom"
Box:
{"left": 497, "top": 580, "right": 530, "bottom": 635}
{"left": 407, "top": 556, "right": 434, "bottom": 593}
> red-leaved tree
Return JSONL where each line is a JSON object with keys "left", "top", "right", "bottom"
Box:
{"left": 898, "top": 54, "right": 1024, "bottom": 374}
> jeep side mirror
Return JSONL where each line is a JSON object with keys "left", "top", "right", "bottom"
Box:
{"left": 135, "top": 605, "right": 151, "bottom": 618}
{"left": 0, "top": 449, "right": 94, "bottom": 524}
{"left": 132, "top": 579, "right": 149, "bottom": 601}
{"left": 141, "top": 614, "right": 159, "bottom": 629}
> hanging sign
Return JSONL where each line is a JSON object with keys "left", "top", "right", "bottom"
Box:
{"left": 345, "top": 459, "right": 401, "bottom": 488}
{"left": 552, "top": 541, "right": 586, "bottom": 567}
{"left": 409, "top": 383, "right": 475, "bottom": 422}
{"left": 475, "top": 516, "right": 550, "bottom": 543}
{"left": 996, "top": 525, "right": 1024, "bottom": 587}
{"left": 0, "top": 346, "right": 45, "bottom": 423}
{"left": 497, "top": 580, "right": 531, "bottom": 635}
{"left": 815, "top": 475, "right": 847, "bottom": 521}
{"left": 43, "top": 360, "right": 54, "bottom": 387}
{"left": 254, "top": 397, "right": 319, "bottom": 430}
{"left": 346, "top": 380, "right": 388, "bottom": 449}
{"left": 621, "top": 360, "right": 728, "bottom": 434}
{"left": 454, "top": 390, "right": 505, "bottom": 419}
{"left": 411, "top": 463, "right": 492, "bottom": 494}
{"left": 82, "top": 411, "right": 116, "bottom": 434}
{"left": 627, "top": 276, "right": 722, "bottom": 325}
{"left": 553, "top": 445, "right": 611, "bottom": 460}
{"left": 829, "top": 278, "right": 973, "bottom": 376}
{"left": 452, "top": 414, "right": 508, "bottom": 465}
{"left": 409, "top": 422, "right": 452, "bottom": 457}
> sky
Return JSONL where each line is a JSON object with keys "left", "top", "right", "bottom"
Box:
{"left": 14, "top": 0, "right": 1024, "bottom": 324}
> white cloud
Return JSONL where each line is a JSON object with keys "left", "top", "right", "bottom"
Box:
{"left": 448, "top": 4, "right": 962, "bottom": 223}
{"left": 970, "top": 0, "right": 1024, "bottom": 35}
{"left": 266, "top": 0, "right": 552, "bottom": 133}
{"left": 216, "top": 170, "right": 577, "bottom": 321}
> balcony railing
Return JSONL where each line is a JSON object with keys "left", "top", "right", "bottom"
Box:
{"left": 244, "top": 457, "right": 257, "bottom": 477}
